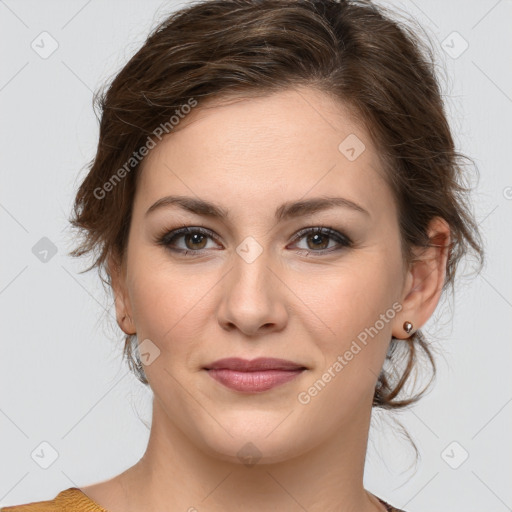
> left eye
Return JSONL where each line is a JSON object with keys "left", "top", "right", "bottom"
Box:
{"left": 288, "top": 227, "right": 353, "bottom": 254}
{"left": 290, "top": 227, "right": 351, "bottom": 253}
{"left": 156, "top": 226, "right": 352, "bottom": 256}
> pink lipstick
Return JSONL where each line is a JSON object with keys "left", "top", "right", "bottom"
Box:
{"left": 204, "top": 357, "right": 306, "bottom": 393}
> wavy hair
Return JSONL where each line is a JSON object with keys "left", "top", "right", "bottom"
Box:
{"left": 69, "top": 0, "right": 485, "bottom": 419}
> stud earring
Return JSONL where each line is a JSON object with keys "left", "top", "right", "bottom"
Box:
{"left": 403, "top": 321, "right": 413, "bottom": 334}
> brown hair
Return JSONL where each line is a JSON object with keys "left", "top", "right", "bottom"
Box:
{"left": 69, "top": 0, "right": 484, "bottom": 414}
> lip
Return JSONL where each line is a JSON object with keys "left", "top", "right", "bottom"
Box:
{"left": 204, "top": 358, "right": 307, "bottom": 393}
{"left": 205, "top": 357, "right": 306, "bottom": 371}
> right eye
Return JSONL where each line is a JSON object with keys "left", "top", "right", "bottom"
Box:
{"left": 155, "top": 226, "right": 221, "bottom": 256}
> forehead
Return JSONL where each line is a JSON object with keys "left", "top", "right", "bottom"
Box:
{"left": 135, "top": 87, "right": 395, "bottom": 221}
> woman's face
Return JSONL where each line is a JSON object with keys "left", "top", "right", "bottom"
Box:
{"left": 113, "top": 87, "right": 413, "bottom": 463}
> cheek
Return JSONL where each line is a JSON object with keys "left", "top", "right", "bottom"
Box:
{"left": 314, "top": 259, "right": 400, "bottom": 368}
{"left": 295, "top": 268, "right": 397, "bottom": 421}
{"left": 126, "top": 256, "right": 217, "bottom": 349}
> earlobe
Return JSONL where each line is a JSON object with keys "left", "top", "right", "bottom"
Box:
{"left": 121, "top": 315, "right": 136, "bottom": 335}
{"left": 115, "top": 299, "right": 137, "bottom": 335}
{"left": 392, "top": 217, "right": 451, "bottom": 340}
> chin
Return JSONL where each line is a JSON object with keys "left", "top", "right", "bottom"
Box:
{"left": 190, "top": 414, "right": 315, "bottom": 466}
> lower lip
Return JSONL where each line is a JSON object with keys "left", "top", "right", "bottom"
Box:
{"left": 206, "top": 368, "right": 305, "bottom": 392}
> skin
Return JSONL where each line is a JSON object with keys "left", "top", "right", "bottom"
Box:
{"left": 81, "top": 86, "right": 450, "bottom": 512}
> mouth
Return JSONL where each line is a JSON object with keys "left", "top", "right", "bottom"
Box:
{"left": 203, "top": 357, "right": 307, "bottom": 393}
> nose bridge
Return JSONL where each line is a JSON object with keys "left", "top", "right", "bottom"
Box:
{"left": 217, "top": 235, "right": 287, "bottom": 334}
{"left": 230, "top": 235, "right": 274, "bottom": 303}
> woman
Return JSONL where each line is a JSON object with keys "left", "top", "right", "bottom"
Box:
{"left": 2, "top": 0, "right": 484, "bottom": 510}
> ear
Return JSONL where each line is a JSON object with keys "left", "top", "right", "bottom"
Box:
{"left": 392, "top": 216, "right": 451, "bottom": 339}
{"left": 107, "top": 250, "right": 136, "bottom": 335}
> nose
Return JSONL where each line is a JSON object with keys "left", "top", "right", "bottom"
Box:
{"left": 216, "top": 247, "right": 289, "bottom": 337}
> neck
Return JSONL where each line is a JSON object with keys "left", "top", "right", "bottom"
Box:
{"left": 116, "top": 396, "right": 384, "bottom": 512}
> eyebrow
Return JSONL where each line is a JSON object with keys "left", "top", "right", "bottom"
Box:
{"left": 145, "top": 195, "right": 370, "bottom": 221}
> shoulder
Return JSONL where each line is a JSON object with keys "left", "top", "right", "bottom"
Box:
{"left": 387, "top": 506, "right": 407, "bottom": 512}
{"left": 376, "top": 495, "right": 407, "bottom": 512}
{"left": 0, "top": 487, "right": 108, "bottom": 512}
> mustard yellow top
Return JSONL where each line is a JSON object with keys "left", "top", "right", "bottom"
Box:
{"left": 0, "top": 488, "right": 108, "bottom": 512}
{"left": 1, "top": 487, "right": 405, "bottom": 511}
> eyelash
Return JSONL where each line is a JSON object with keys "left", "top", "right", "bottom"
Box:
{"left": 154, "top": 224, "right": 353, "bottom": 258}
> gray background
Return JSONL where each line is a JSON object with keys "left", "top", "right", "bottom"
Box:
{"left": 1, "top": 0, "right": 511, "bottom": 510}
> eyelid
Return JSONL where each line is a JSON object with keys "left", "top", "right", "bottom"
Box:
{"left": 156, "top": 225, "right": 221, "bottom": 248}
{"left": 290, "top": 225, "right": 352, "bottom": 243}
{"left": 155, "top": 224, "right": 353, "bottom": 256}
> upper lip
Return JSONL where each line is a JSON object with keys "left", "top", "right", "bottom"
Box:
{"left": 204, "top": 357, "right": 306, "bottom": 371}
